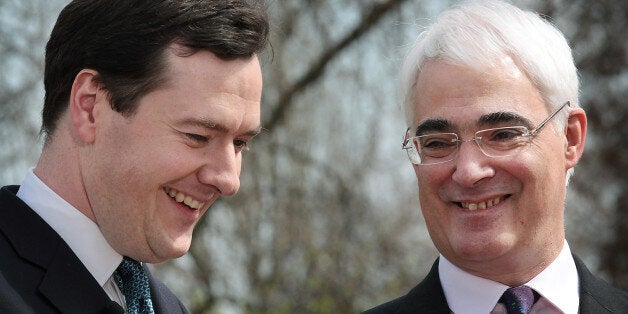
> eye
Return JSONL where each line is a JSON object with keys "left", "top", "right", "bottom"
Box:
{"left": 185, "top": 133, "right": 209, "bottom": 143}
{"left": 486, "top": 128, "right": 524, "bottom": 142}
{"left": 234, "top": 139, "right": 249, "bottom": 152}
{"left": 419, "top": 135, "right": 456, "bottom": 149}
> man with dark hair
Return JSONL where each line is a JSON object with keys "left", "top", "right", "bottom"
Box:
{"left": 0, "top": 0, "right": 269, "bottom": 312}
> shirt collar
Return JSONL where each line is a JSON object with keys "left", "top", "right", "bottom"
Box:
{"left": 439, "top": 240, "right": 579, "bottom": 314}
{"left": 17, "top": 168, "right": 122, "bottom": 286}
{"left": 527, "top": 241, "right": 579, "bottom": 314}
{"left": 439, "top": 254, "right": 508, "bottom": 313}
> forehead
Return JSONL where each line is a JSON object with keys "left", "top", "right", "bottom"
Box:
{"left": 132, "top": 46, "right": 263, "bottom": 134}
{"left": 411, "top": 59, "right": 545, "bottom": 128}
{"left": 164, "top": 46, "right": 263, "bottom": 103}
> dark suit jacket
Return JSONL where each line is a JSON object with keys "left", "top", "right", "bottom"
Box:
{"left": 364, "top": 256, "right": 628, "bottom": 314}
{"left": 0, "top": 185, "right": 188, "bottom": 313}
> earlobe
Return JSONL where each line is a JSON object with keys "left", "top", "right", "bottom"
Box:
{"left": 69, "top": 69, "right": 102, "bottom": 143}
{"left": 564, "top": 108, "right": 587, "bottom": 169}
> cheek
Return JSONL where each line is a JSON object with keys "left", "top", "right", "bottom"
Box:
{"left": 415, "top": 168, "right": 453, "bottom": 231}
{"left": 506, "top": 148, "right": 565, "bottom": 225}
{"left": 415, "top": 166, "right": 450, "bottom": 197}
{"left": 516, "top": 143, "right": 564, "bottom": 188}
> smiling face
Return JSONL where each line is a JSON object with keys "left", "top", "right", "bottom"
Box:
{"left": 81, "top": 46, "right": 262, "bottom": 262}
{"left": 411, "top": 59, "right": 572, "bottom": 284}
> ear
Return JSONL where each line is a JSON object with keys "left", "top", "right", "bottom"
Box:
{"left": 69, "top": 69, "right": 103, "bottom": 143}
{"left": 564, "top": 107, "right": 587, "bottom": 170}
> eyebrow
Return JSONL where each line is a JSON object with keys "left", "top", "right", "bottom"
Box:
{"left": 477, "top": 112, "right": 533, "bottom": 129}
{"left": 415, "top": 111, "right": 533, "bottom": 136}
{"left": 416, "top": 118, "right": 452, "bottom": 135}
{"left": 180, "top": 117, "right": 262, "bottom": 137}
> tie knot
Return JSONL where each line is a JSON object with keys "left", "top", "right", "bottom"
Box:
{"left": 114, "top": 257, "right": 154, "bottom": 314}
{"left": 499, "top": 285, "right": 537, "bottom": 314}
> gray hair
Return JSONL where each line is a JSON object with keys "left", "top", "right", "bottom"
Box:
{"left": 401, "top": 0, "right": 578, "bottom": 126}
{"left": 400, "top": 0, "right": 579, "bottom": 182}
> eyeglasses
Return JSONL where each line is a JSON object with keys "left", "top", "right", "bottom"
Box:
{"left": 403, "top": 101, "right": 571, "bottom": 165}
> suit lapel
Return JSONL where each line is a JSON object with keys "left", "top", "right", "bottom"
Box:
{"left": 38, "top": 244, "right": 122, "bottom": 313}
{"left": 364, "top": 252, "right": 626, "bottom": 314}
{"left": 573, "top": 254, "right": 624, "bottom": 313}
{"left": 0, "top": 186, "right": 123, "bottom": 313}
{"left": 147, "top": 265, "right": 187, "bottom": 314}
{"left": 399, "top": 255, "right": 617, "bottom": 314}
{"left": 403, "top": 254, "right": 627, "bottom": 314}
{"left": 396, "top": 258, "right": 451, "bottom": 314}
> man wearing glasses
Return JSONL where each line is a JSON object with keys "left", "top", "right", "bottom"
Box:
{"left": 365, "top": 1, "right": 627, "bottom": 313}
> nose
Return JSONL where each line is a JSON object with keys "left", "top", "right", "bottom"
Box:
{"left": 197, "top": 144, "right": 241, "bottom": 196}
{"left": 451, "top": 140, "right": 495, "bottom": 187}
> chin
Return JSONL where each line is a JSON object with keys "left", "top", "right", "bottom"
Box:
{"left": 456, "top": 246, "right": 499, "bottom": 261}
{"left": 168, "top": 249, "right": 188, "bottom": 259}
{"left": 148, "top": 248, "right": 188, "bottom": 263}
{"left": 167, "top": 241, "right": 192, "bottom": 258}
{"left": 149, "top": 235, "right": 192, "bottom": 262}
{"left": 456, "top": 236, "right": 514, "bottom": 261}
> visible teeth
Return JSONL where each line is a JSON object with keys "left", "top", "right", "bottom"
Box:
{"left": 462, "top": 196, "right": 503, "bottom": 211}
{"left": 164, "top": 187, "right": 209, "bottom": 210}
{"left": 189, "top": 199, "right": 200, "bottom": 209}
{"left": 183, "top": 195, "right": 193, "bottom": 206}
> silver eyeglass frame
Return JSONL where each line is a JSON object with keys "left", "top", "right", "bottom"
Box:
{"left": 402, "top": 101, "right": 571, "bottom": 165}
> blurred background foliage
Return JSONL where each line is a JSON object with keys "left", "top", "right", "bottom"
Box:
{"left": 0, "top": 0, "right": 625, "bottom": 313}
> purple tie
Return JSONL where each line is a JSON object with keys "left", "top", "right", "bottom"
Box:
{"left": 499, "top": 285, "right": 536, "bottom": 314}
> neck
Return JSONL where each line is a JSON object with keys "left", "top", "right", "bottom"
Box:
{"left": 456, "top": 238, "right": 564, "bottom": 286}
{"left": 34, "top": 128, "right": 96, "bottom": 222}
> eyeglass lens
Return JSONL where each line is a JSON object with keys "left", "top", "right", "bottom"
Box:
{"left": 411, "top": 126, "right": 531, "bottom": 164}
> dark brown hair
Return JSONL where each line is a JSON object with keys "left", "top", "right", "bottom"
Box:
{"left": 42, "top": 0, "right": 269, "bottom": 138}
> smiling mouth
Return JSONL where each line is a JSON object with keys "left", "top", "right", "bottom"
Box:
{"left": 164, "top": 187, "right": 212, "bottom": 210}
{"left": 456, "top": 195, "right": 509, "bottom": 211}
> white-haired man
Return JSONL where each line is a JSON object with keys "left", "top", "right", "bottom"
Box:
{"left": 365, "top": 1, "right": 628, "bottom": 313}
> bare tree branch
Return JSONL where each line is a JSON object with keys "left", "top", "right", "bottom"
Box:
{"left": 264, "top": 0, "right": 410, "bottom": 130}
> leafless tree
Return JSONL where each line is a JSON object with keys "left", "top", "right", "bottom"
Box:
{"left": 0, "top": 0, "right": 67, "bottom": 183}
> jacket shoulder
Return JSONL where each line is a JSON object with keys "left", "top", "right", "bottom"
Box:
{"left": 361, "top": 259, "right": 450, "bottom": 314}
{"left": 574, "top": 254, "right": 628, "bottom": 313}
{"left": 147, "top": 267, "right": 188, "bottom": 314}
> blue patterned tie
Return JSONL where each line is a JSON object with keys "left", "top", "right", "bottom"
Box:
{"left": 499, "top": 285, "right": 537, "bottom": 314}
{"left": 113, "top": 257, "right": 155, "bottom": 314}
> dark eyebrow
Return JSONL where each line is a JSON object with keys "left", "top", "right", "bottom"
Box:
{"left": 415, "top": 111, "right": 534, "bottom": 136}
{"left": 416, "top": 118, "right": 452, "bottom": 136}
{"left": 477, "top": 112, "right": 533, "bottom": 129}
{"left": 180, "top": 117, "right": 262, "bottom": 137}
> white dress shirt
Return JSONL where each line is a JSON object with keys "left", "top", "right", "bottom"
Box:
{"left": 17, "top": 169, "right": 125, "bottom": 308}
{"left": 439, "top": 240, "right": 580, "bottom": 314}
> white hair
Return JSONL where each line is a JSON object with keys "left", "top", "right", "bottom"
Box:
{"left": 400, "top": 0, "right": 579, "bottom": 182}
